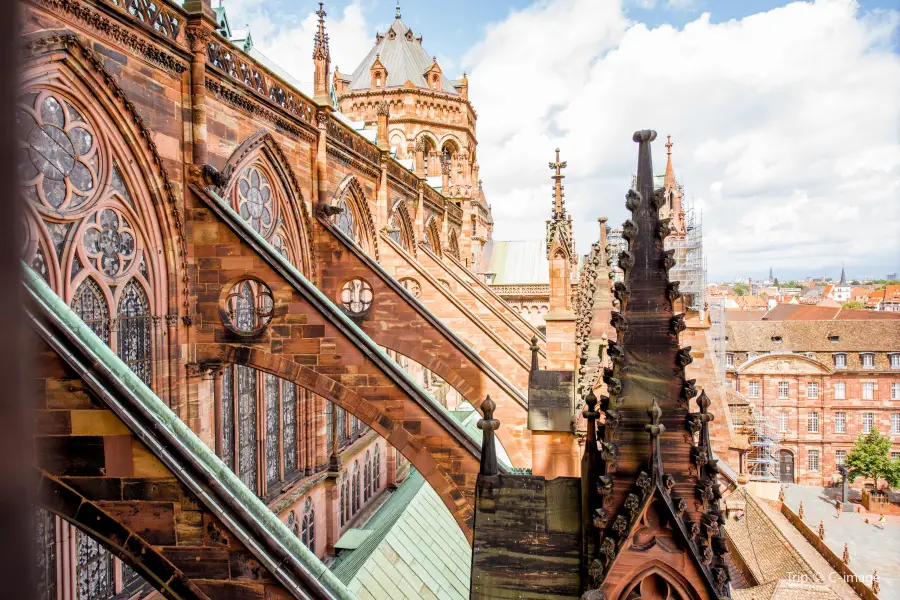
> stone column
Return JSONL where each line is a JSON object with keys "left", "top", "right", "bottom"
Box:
{"left": 414, "top": 138, "right": 425, "bottom": 178}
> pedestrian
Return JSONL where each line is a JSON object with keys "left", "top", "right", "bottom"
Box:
{"left": 878, "top": 514, "right": 885, "bottom": 530}
{"left": 835, "top": 503, "right": 841, "bottom": 519}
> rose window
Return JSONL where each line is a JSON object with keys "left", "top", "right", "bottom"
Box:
{"left": 83, "top": 209, "right": 136, "bottom": 278}
{"left": 221, "top": 278, "right": 275, "bottom": 335}
{"left": 18, "top": 92, "right": 98, "bottom": 213}
{"left": 237, "top": 166, "right": 274, "bottom": 236}
{"left": 399, "top": 277, "right": 421, "bottom": 299}
{"left": 339, "top": 278, "right": 373, "bottom": 316}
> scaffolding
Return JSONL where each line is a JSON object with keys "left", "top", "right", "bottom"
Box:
{"left": 747, "top": 408, "right": 781, "bottom": 482}
{"left": 708, "top": 300, "right": 726, "bottom": 377}
{"left": 665, "top": 198, "right": 707, "bottom": 320}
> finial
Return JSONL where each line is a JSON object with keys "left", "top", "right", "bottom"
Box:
{"left": 395, "top": 0, "right": 401, "bottom": 19}
{"left": 818, "top": 520, "right": 825, "bottom": 540}
{"left": 842, "top": 543, "right": 850, "bottom": 564}
{"left": 477, "top": 396, "right": 500, "bottom": 476}
{"left": 316, "top": 2, "right": 326, "bottom": 21}
{"left": 645, "top": 398, "right": 665, "bottom": 438}
{"left": 530, "top": 335, "right": 540, "bottom": 372}
{"left": 665, "top": 134, "right": 673, "bottom": 156}
{"left": 798, "top": 502, "right": 804, "bottom": 519}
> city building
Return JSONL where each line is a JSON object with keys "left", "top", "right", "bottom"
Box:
{"left": 725, "top": 316, "right": 900, "bottom": 486}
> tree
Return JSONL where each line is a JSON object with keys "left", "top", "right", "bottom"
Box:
{"left": 845, "top": 431, "right": 900, "bottom": 489}
{"left": 842, "top": 301, "right": 864, "bottom": 309}
{"left": 733, "top": 282, "right": 748, "bottom": 296}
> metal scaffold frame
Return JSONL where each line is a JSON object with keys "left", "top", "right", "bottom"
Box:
{"left": 665, "top": 198, "right": 707, "bottom": 320}
{"left": 747, "top": 407, "right": 781, "bottom": 482}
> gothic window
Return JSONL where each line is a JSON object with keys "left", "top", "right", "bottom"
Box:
{"left": 624, "top": 572, "right": 686, "bottom": 600}
{"left": 71, "top": 278, "right": 109, "bottom": 344}
{"left": 373, "top": 445, "right": 380, "bottom": 492}
{"left": 264, "top": 374, "right": 280, "bottom": 487}
{"left": 283, "top": 381, "right": 297, "bottom": 476}
{"left": 340, "top": 472, "right": 349, "bottom": 526}
{"left": 117, "top": 279, "right": 151, "bottom": 385}
{"left": 351, "top": 415, "right": 359, "bottom": 438}
{"left": 76, "top": 529, "right": 115, "bottom": 599}
{"left": 287, "top": 511, "right": 298, "bottom": 537}
{"left": 237, "top": 365, "right": 258, "bottom": 491}
{"left": 34, "top": 509, "right": 56, "bottom": 600}
{"left": 301, "top": 498, "right": 315, "bottom": 551}
{"left": 236, "top": 166, "right": 275, "bottom": 237}
{"left": 364, "top": 450, "right": 371, "bottom": 502}
{"left": 325, "top": 401, "right": 334, "bottom": 452}
{"left": 19, "top": 92, "right": 97, "bottom": 212}
{"left": 339, "top": 278, "right": 373, "bottom": 317}
{"left": 332, "top": 196, "right": 360, "bottom": 244}
{"left": 223, "top": 278, "right": 274, "bottom": 335}
{"left": 221, "top": 365, "right": 235, "bottom": 471}
{"left": 388, "top": 210, "right": 411, "bottom": 251}
{"left": 352, "top": 460, "right": 360, "bottom": 514}
{"left": 336, "top": 407, "right": 346, "bottom": 445}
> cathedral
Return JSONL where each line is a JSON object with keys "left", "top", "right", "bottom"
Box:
{"left": 19, "top": 1, "right": 864, "bottom": 599}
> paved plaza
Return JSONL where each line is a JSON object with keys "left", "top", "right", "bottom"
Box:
{"left": 782, "top": 485, "right": 899, "bottom": 599}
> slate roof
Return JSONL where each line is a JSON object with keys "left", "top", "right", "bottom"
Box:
{"left": 330, "top": 470, "right": 471, "bottom": 600}
{"left": 347, "top": 16, "right": 459, "bottom": 94}
{"left": 478, "top": 240, "right": 549, "bottom": 284}
{"left": 725, "top": 319, "right": 900, "bottom": 352}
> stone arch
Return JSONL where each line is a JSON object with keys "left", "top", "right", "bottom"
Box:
{"left": 332, "top": 175, "right": 379, "bottom": 260}
{"left": 440, "top": 135, "right": 461, "bottom": 158}
{"left": 612, "top": 559, "right": 703, "bottom": 600}
{"left": 388, "top": 198, "right": 416, "bottom": 256}
{"left": 218, "top": 130, "right": 313, "bottom": 275}
{"left": 195, "top": 342, "right": 477, "bottom": 537}
{"left": 448, "top": 229, "right": 461, "bottom": 260}
{"left": 20, "top": 32, "right": 182, "bottom": 393}
{"left": 737, "top": 353, "right": 832, "bottom": 375}
{"left": 417, "top": 131, "right": 440, "bottom": 175}
{"left": 388, "top": 128, "right": 405, "bottom": 157}
{"left": 423, "top": 216, "right": 442, "bottom": 257}
{"left": 36, "top": 475, "right": 207, "bottom": 598}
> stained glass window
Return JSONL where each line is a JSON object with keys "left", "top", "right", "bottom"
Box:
{"left": 373, "top": 445, "right": 380, "bottom": 492}
{"left": 117, "top": 279, "right": 151, "bottom": 385}
{"left": 283, "top": 381, "right": 297, "bottom": 476}
{"left": 264, "top": 374, "right": 280, "bottom": 487}
{"left": 237, "top": 365, "right": 257, "bottom": 491}
{"left": 352, "top": 460, "right": 360, "bottom": 514}
{"left": 340, "top": 472, "right": 349, "bottom": 526}
{"left": 71, "top": 278, "right": 109, "bottom": 344}
{"left": 337, "top": 407, "right": 346, "bottom": 446}
{"left": 332, "top": 197, "right": 360, "bottom": 244}
{"left": 364, "top": 450, "right": 371, "bottom": 502}
{"left": 34, "top": 508, "right": 56, "bottom": 600}
{"left": 225, "top": 279, "right": 274, "bottom": 335}
{"left": 339, "top": 279, "right": 373, "bottom": 316}
{"left": 76, "top": 529, "right": 115, "bottom": 599}
{"left": 237, "top": 166, "right": 274, "bottom": 236}
{"left": 287, "top": 511, "right": 298, "bottom": 537}
{"left": 301, "top": 497, "right": 315, "bottom": 551}
{"left": 221, "top": 365, "right": 234, "bottom": 471}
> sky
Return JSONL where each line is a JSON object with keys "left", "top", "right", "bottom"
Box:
{"left": 216, "top": 0, "right": 900, "bottom": 282}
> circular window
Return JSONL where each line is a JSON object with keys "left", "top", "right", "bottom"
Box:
{"left": 220, "top": 278, "right": 275, "bottom": 335}
{"left": 339, "top": 278, "right": 373, "bottom": 316}
{"left": 399, "top": 277, "right": 421, "bottom": 299}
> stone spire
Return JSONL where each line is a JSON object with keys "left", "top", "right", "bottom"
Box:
{"left": 839, "top": 265, "right": 847, "bottom": 286}
{"left": 312, "top": 2, "right": 331, "bottom": 103}
{"left": 549, "top": 147, "right": 568, "bottom": 221}
{"left": 664, "top": 134, "right": 676, "bottom": 190}
{"left": 395, "top": 0, "right": 401, "bottom": 19}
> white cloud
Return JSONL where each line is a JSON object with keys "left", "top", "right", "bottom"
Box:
{"left": 464, "top": 0, "right": 900, "bottom": 280}
{"left": 222, "top": 1, "right": 374, "bottom": 93}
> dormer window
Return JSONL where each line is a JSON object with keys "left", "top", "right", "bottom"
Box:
{"left": 726, "top": 353, "right": 734, "bottom": 368}
{"left": 828, "top": 334, "right": 840, "bottom": 342}
{"left": 772, "top": 335, "right": 783, "bottom": 343}
{"left": 833, "top": 353, "right": 847, "bottom": 368}
{"left": 861, "top": 353, "right": 875, "bottom": 369}
{"left": 890, "top": 353, "right": 900, "bottom": 369}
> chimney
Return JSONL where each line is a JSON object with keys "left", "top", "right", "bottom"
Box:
{"left": 376, "top": 102, "right": 389, "bottom": 151}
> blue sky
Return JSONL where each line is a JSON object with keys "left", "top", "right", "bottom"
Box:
{"left": 222, "top": 0, "right": 900, "bottom": 281}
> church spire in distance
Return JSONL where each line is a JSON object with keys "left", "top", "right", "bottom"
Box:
{"left": 549, "top": 147, "right": 568, "bottom": 221}
{"left": 395, "top": 0, "right": 401, "bottom": 19}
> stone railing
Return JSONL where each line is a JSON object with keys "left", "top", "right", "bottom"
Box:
{"left": 386, "top": 159, "right": 419, "bottom": 192}
{"left": 206, "top": 36, "right": 317, "bottom": 127}
{"left": 326, "top": 116, "right": 380, "bottom": 167}
{"left": 422, "top": 185, "right": 445, "bottom": 216}
{"left": 101, "top": 0, "right": 187, "bottom": 49}
{"left": 446, "top": 201, "right": 463, "bottom": 226}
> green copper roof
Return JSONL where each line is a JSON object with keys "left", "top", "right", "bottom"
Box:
{"left": 23, "top": 265, "right": 354, "bottom": 600}
{"left": 331, "top": 470, "right": 471, "bottom": 599}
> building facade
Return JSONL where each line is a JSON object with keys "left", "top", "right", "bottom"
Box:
{"left": 725, "top": 319, "right": 900, "bottom": 486}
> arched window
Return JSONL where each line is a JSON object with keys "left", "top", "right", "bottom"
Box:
{"left": 337, "top": 407, "right": 346, "bottom": 446}
{"left": 340, "top": 472, "right": 348, "bottom": 526}
{"left": 283, "top": 382, "right": 297, "bottom": 476}
{"left": 332, "top": 196, "right": 360, "bottom": 244}
{"left": 325, "top": 401, "right": 333, "bottom": 453}
{"left": 301, "top": 498, "right": 315, "bottom": 551}
{"left": 287, "top": 511, "right": 298, "bottom": 537}
{"left": 373, "top": 445, "right": 381, "bottom": 493}
{"left": 71, "top": 278, "right": 109, "bottom": 344}
{"left": 352, "top": 460, "right": 360, "bottom": 514}
{"left": 364, "top": 450, "right": 371, "bottom": 502}
{"left": 236, "top": 365, "right": 257, "bottom": 491}
{"left": 116, "top": 279, "right": 151, "bottom": 385}
{"left": 75, "top": 528, "right": 114, "bottom": 599}
{"left": 264, "top": 374, "right": 280, "bottom": 487}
